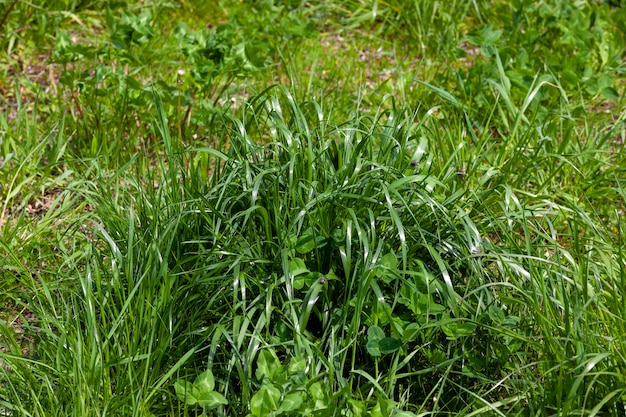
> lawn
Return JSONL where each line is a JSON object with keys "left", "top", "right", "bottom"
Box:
{"left": 1, "top": 0, "right": 626, "bottom": 416}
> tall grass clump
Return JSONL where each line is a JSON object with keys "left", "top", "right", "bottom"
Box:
{"left": 2, "top": 81, "right": 626, "bottom": 415}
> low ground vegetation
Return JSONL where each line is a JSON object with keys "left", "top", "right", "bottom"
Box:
{"left": 1, "top": 0, "right": 626, "bottom": 416}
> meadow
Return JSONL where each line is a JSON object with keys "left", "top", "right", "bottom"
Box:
{"left": 1, "top": 0, "right": 625, "bottom": 415}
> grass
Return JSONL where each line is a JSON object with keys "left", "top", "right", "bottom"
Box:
{"left": 1, "top": 0, "right": 626, "bottom": 416}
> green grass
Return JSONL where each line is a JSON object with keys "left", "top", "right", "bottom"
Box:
{"left": 1, "top": 0, "right": 626, "bottom": 416}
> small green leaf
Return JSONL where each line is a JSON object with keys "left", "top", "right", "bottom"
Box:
{"left": 288, "top": 356, "right": 306, "bottom": 374}
{"left": 403, "top": 323, "right": 420, "bottom": 342}
{"left": 278, "top": 392, "right": 303, "bottom": 412}
{"left": 371, "top": 401, "right": 384, "bottom": 417}
{"left": 368, "top": 325, "right": 385, "bottom": 341}
{"left": 597, "top": 74, "right": 613, "bottom": 89}
{"left": 52, "top": 31, "right": 72, "bottom": 60}
{"left": 379, "top": 337, "right": 402, "bottom": 354}
{"left": 290, "top": 258, "right": 310, "bottom": 290}
{"left": 488, "top": 306, "right": 506, "bottom": 325}
{"left": 348, "top": 399, "right": 367, "bottom": 417}
{"left": 250, "top": 384, "right": 281, "bottom": 416}
{"left": 379, "top": 253, "right": 398, "bottom": 270}
{"left": 295, "top": 271, "right": 323, "bottom": 291}
{"left": 196, "top": 391, "right": 228, "bottom": 409}
{"left": 288, "top": 258, "right": 309, "bottom": 276}
{"left": 308, "top": 381, "right": 325, "bottom": 402}
{"left": 367, "top": 326, "right": 385, "bottom": 356}
{"left": 426, "top": 348, "right": 447, "bottom": 365}
{"left": 331, "top": 226, "right": 345, "bottom": 244}
{"left": 503, "top": 315, "right": 520, "bottom": 327}
{"left": 465, "top": 24, "right": 501, "bottom": 46}
{"left": 296, "top": 228, "right": 326, "bottom": 254}
{"left": 367, "top": 339, "right": 382, "bottom": 357}
{"left": 293, "top": 274, "right": 306, "bottom": 290}
{"left": 504, "top": 335, "right": 523, "bottom": 352}
{"left": 174, "top": 380, "right": 198, "bottom": 405}
{"left": 376, "top": 253, "right": 399, "bottom": 282}
{"left": 601, "top": 87, "right": 619, "bottom": 100}
{"left": 441, "top": 321, "right": 476, "bottom": 340}
{"left": 255, "top": 349, "right": 282, "bottom": 382}
{"left": 561, "top": 69, "right": 579, "bottom": 86}
{"left": 426, "top": 303, "right": 446, "bottom": 314}
{"left": 194, "top": 369, "right": 215, "bottom": 393}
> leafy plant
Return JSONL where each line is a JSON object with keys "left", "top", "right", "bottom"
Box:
{"left": 107, "top": 9, "right": 154, "bottom": 53}
{"left": 175, "top": 370, "right": 228, "bottom": 413}
{"left": 366, "top": 325, "right": 402, "bottom": 356}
